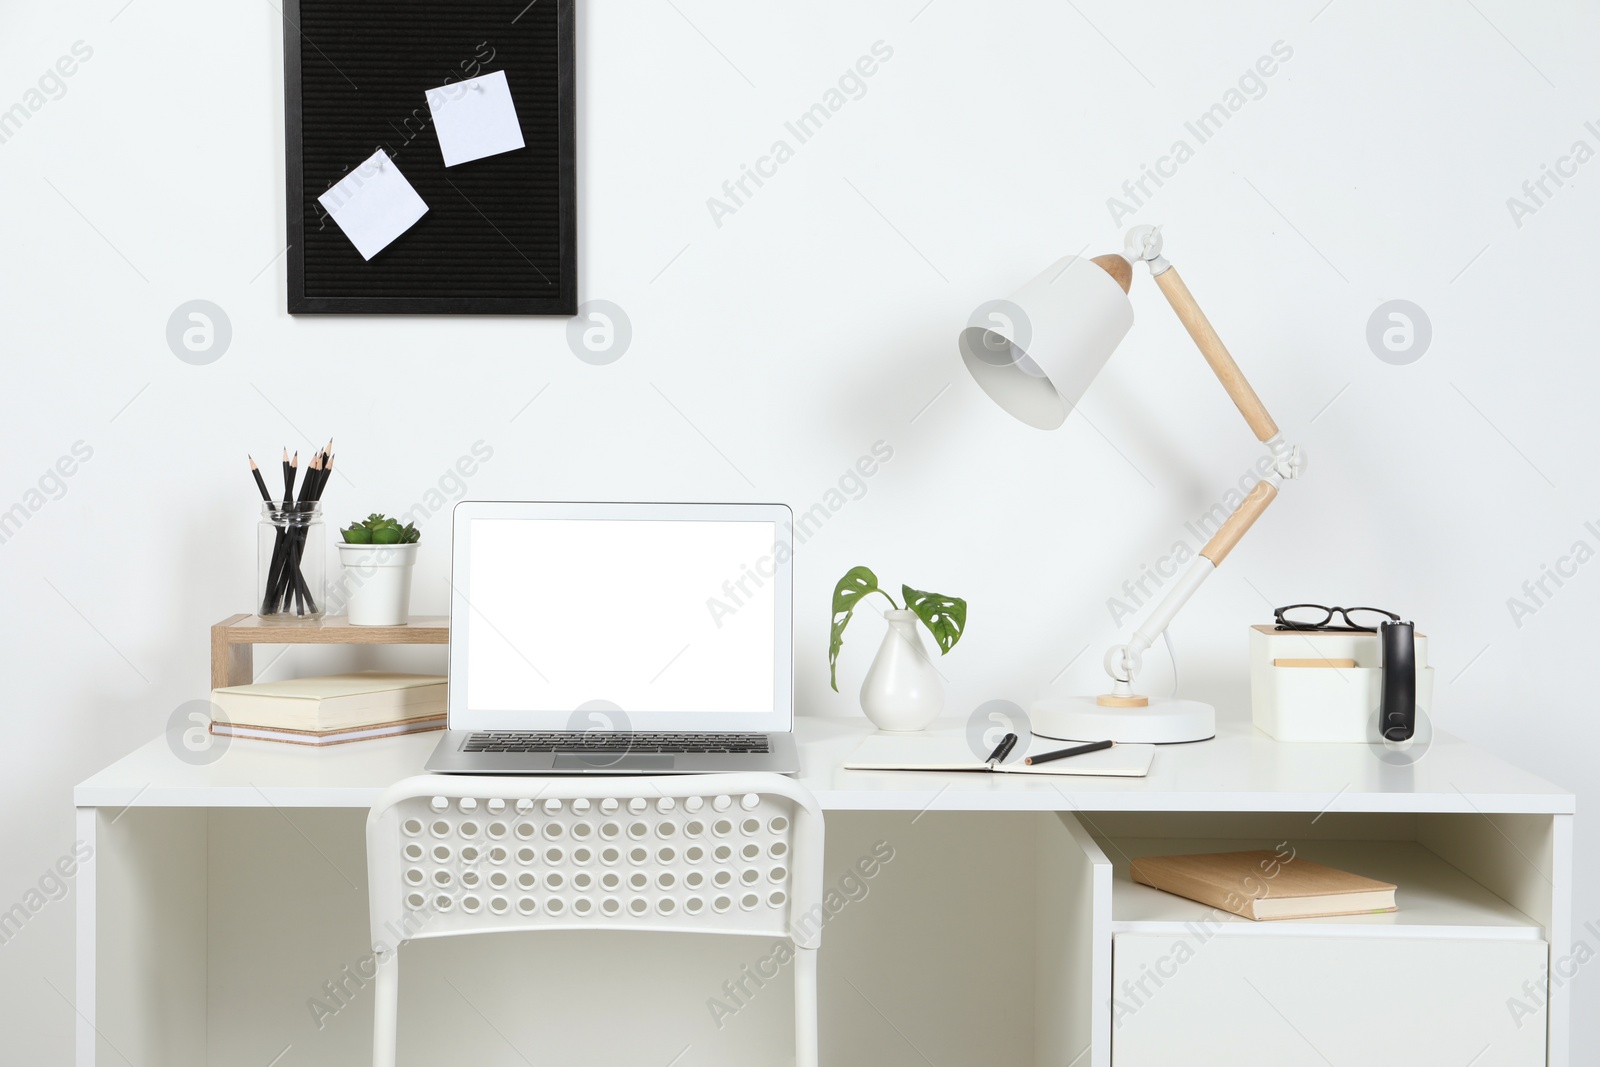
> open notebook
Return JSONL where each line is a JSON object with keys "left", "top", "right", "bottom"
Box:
{"left": 845, "top": 733, "right": 1155, "bottom": 778}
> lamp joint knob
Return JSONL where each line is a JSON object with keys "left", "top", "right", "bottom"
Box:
{"left": 1123, "top": 225, "right": 1170, "bottom": 274}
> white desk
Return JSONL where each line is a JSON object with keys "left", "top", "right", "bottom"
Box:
{"left": 76, "top": 715, "right": 1574, "bottom": 1066}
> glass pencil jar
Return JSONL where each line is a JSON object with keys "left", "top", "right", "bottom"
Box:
{"left": 258, "top": 502, "right": 326, "bottom": 619}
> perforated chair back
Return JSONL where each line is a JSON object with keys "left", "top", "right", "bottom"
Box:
{"left": 366, "top": 773, "right": 824, "bottom": 1066}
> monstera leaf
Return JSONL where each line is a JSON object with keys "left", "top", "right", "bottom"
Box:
{"left": 829, "top": 566, "right": 880, "bottom": 692}
{"left": 902, "top": 585, "right": 966, "bottom": 654}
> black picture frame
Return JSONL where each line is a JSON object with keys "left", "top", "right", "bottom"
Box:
{"left": 282, "top": 0, "right": 576, "bottom": 315}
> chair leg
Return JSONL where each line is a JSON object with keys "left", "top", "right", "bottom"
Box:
{"left": 793, "top": 945, "right": 819, "bottom": 1067}
{"left": 372, "top": 948, "right": 400, "bottom": 1067}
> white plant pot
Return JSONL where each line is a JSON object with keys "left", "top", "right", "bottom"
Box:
{"left": 859, "top": 609, "right": 945, "bottom": 732}
{"left": 337, "top": 542, "right": 418, "bottom": 626}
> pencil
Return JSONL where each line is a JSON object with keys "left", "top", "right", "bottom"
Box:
{"left": 307, "top": 452, "right": 330, "bottom": 501}
{"left": 263, "top": 450, "right": 292, "bottom": 612}
{"left": 273, "top": 451, "right": 300, "bottom": 612}
{"left": 1024, "top": 739, "right": 1114, "bottom": 766}
{"left": 248, "top": 456, "right": 271, "bottom": 502}
{"left": 255, "top": 453, "right": 289, "bottom": 613}
{"left": 311, "top": 451, "right": 329, "bottom": 500}
{"left": 289, "top": 453, "right": 305, "bottom": 612}
{"left": 289, "top": 448, "right": 329, "bottom": 614}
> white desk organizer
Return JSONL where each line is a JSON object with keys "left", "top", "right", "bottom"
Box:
{"left": 1249, "top": 624, "right": 1434, "bottom": 742}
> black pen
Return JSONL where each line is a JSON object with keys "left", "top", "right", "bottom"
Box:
{"left": 1025, "top": 739, "right": 1113, "bottom": 766}
{"left": 985, "top": 732, "right": 1019, "bottom": 769}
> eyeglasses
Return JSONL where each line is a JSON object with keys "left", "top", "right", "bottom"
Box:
{"left": 1273, "top": 604, "right": 1400, "bottom": 633}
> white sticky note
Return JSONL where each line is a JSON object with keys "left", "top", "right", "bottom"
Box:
{"left": 318, "top": 150, "right": 429, "bottom": 261}
{"left": 426, "top": 70, "right": 526, "bottom": 167}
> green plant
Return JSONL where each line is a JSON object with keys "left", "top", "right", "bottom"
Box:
{"left": 340, "top": 513, "right": 419, "bottom": 545}
{"left": 829, "top": 565, "right": 966, "bottom": 691}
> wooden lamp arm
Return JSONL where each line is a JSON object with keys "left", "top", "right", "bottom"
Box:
{"left": 1199, "top": 480, "right": 1277, "bottom": 566}
{"left": 1151, "top": 265, "right": 1279, "bottom": 443}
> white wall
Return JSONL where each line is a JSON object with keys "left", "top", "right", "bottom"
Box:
{"left": 2, "top": 0, "right": 1597, "bottom": 1060}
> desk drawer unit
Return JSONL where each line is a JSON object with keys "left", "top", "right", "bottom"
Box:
{"left": 1110, "top": 933, "right": 1547, "bottom": 1065}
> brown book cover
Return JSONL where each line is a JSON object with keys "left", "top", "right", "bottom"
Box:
{"left": 1129, "top": 849, "right": 1398, "bottom": 921}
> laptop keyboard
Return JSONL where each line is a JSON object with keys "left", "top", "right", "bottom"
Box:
{"left": 463, "top": 731, "right": 771, "bottom": 755}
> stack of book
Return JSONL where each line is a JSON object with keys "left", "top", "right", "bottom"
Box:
{"left": 210, "top": 672, "right": 447, "bottom": 746}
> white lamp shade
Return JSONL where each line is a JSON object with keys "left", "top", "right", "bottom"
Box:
{"left": 959, "top": 255, "right": 1135, "bottom": 430}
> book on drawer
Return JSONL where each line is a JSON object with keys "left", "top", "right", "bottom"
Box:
{"left": 1130, "top": 849, "right": 1397, "bottom": 920}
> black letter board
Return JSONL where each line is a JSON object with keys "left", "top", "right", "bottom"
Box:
{"left": 282, "top": 0, "right": 575, "bottom": 314}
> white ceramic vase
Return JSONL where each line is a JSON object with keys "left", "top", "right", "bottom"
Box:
{"left": 859, "top": 609, "right": 945, "bottom": 732}
{"left": 337, "top": 542, "right": 418, "bottom": 626}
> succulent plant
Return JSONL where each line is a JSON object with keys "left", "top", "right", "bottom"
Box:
{"left": 340, "top": 513, "right": 420, "bottom": 545}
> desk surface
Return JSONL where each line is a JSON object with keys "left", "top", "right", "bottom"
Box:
{"left": 76, "top": 713, "right": 1573, "bottom": 814}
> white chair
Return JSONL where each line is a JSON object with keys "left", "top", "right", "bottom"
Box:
{"left": 366, "top": 773, "right": 825, "bottom": 1066}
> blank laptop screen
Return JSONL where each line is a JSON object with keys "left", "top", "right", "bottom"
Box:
{"left": 460, "top": 517, "right": 779, "bottom": 720}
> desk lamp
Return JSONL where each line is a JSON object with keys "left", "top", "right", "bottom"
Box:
{"left": 959, "top": 225, "right": 1302, "bottom": 743}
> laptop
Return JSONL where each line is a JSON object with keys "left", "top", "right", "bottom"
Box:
{"left": 425, "top": 501, "right": 800, "bottom": 775}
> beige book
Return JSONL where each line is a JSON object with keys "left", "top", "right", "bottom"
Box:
{"left": 210, "top": 672, "right": 446, "bottom": 731}
{"left": 1130, "top": 849, "right": 1398, "bottom": 921}
{"left": 210, "top": 714, "right": 446, "bottom": 747}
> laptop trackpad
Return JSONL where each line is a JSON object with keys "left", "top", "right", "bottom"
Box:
{"left": 552, "top": 754, "right": 676, "bottom": 771}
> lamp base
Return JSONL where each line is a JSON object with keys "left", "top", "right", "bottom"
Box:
{"left": 1031, "top": 695, "right": 1215, "bottom": 745}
